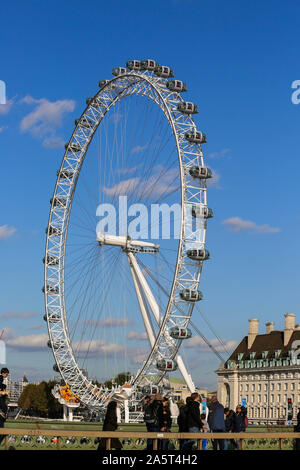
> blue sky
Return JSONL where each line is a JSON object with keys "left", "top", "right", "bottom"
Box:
{"left": 0, "top": 0, "right": 300, "bottom": 390}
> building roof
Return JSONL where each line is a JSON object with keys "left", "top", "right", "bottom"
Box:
{"left": 226, "top": 329, "right": 300, "bottom": 364}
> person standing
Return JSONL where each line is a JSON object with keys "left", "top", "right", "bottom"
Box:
{"left": 177, "top": 396, "right": 193, "bottom": 450}
{"left": 158, "top": 397, "right": 172, "bottom": 450}
{"left": 0, "top": 368, "right": 9, "bottom": 447}
{"left": 224, "top": 408, "right": 237, "bottom": 450}
{"left": 182, "top": 392, "right": 202, "bottom": 451}
{"left": 97, "top": 401, "right": 122, "bottom": 450}
{"left": 208, "top": 396, "right": 225, "bottom": 451}
{"left": 233, "top": 405, "right": 246, "bottom": 450}
{"left": 144, "top": 393, "right": 162, "bottom": 450}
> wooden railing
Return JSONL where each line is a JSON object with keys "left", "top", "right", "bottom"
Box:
{"left": 1, "top": 428, "right": 300, "bottom": 450}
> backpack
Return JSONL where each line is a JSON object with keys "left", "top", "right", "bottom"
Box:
{"left": 244, "top": 416, "right": 249, "bottom": 428}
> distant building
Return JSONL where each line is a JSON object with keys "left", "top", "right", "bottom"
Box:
{"left": 216, "top": 313, "right": 300, "bottom": 425}
{"left": 7, "top": 375, "right": 29, "bottom": 405}
{"left": 169, "top": 377, "right": 208, "bottom": 402}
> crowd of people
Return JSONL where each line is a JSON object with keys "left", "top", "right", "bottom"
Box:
{"left": 144, "top": 392, "right": 248, "bottom": 451}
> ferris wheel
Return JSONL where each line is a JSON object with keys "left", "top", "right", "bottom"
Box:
{"left": 43, "top": 59, "right": 213, "bottom": 409}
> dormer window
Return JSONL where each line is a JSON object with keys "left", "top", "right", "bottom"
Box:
{"left": 262, "top": 351, "right": 268, "bottom": 359}
{"left": 275, "top": 349, "right": 281, "bottom": 359}
{"left": 250, "top": 352, "right": 256, "bottom": 360}
{"left": 237, "top": 353, "right": 244, "bottom": 361}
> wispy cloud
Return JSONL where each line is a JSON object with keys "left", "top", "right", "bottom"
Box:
{"left": 222, "top": 217, "right": 281, "bottom": 234}
{"left": 6, "top": 333, "right": 48, "bottom": 351}
{"left": 186, "top": 336, "right": 238, "bottom": 353}
{"left": 19, "top": 95, "right": 75, "bottom": 147}
{"left": 0, "top": 225, "right": 17, "bottom": 240}
{"left": 103, "top": 165, "right": 179, "bottom": 198}
{"left": 127, "top": 331, "right": 148, "bottom": 340}
{"left": 42, "top": 136, "right": 65, "bottom": 149}
{"left": 0, "top": 98, "right": 14, "bottom": 115}
{"left": 131, "top": 144, "right": 148, "bottom": 154}
{"left": 99, "top": 317, "right": 133, "bottom": 327}
{"left": 208, "top": 148, "right": 230, "bottom": 159}
{"left": 0, "top": 311, "right": 37, "bottom": 319}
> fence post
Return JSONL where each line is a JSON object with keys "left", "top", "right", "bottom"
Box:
{"left": 153, "top": 438, "right": 158, "bottom": 450}
{"left": 57, "top": 436, "right": 61, "bottom": 450}
{"left": 197, "top": 438, "right": 202, "bottom": 450}
{"left": 279, "top": 438, "right": 282, "bottom": 450}
{"left": 4, "top": 435, "right": 8, "bottom": 450}
{"left": 105, "top": 438, "right": 111, "bottom": 450}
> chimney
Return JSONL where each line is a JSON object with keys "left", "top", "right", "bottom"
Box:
{"left": 265, "top": 322, "right": 274, "bottom": 334}
{"left": 248, "top": 318, "right": 259, "bottom": 349}
{"left": 284, "top": 313, "right": 296, "bottom": 346}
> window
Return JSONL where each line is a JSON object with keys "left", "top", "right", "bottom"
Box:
{"left": 275, "top": 350, "right": 281, "bottom": 359}
{"left": 262, "top": 351, "right": 268, "bottom": 359}
{"left": 277, "top": 383, "right": 281, "bottom": 391}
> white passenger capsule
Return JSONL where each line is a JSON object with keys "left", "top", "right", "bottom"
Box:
{"left": 191, "top": 205, "right": 214, "bottom": 219}
{"left": 50, "top": 197, "right": 67, "bottom": 207}
{"left": 187, "top": 249, "right": 210, "bottom": 261}
{"left": 166, "top": 80, "right": 187, "bottom": 92}
{"left": 75, "top": 117, "right": 93, "bottom": 128}
{"left": 141, "top": 385, "right": 163, "bottom": 395}
{"left": 177, "top": 101, "right": 198, "bottom": 114}
{"left": 42, "top": 284, "right": 59, "bottom": 294}
{"left": 140, "top": 59, "right": 158, "bottom": 71}
{"left": 170, "top": 327, "right": 192, "bottom": 340}
{"left": 154, "top": 65, "right": 174, "bottom": 78}
{"left": 112, "top": 66, "right": 127, "bottom": 76}
{"left": 47, "top": 339, "right": 65, "bottom": 349}
{"left": 185, "top": 129, "right": 207, "bottom": 143}
{"left": 189, "top": 166, "right": 212, "bottom": 179}
{"left": 179, "top": 289, "right": 203, "bottom": 302}
{"left": 46, "top": 226, "right": 62, "bottom": 236}
{"left": 44, "top": 313, "right": 60, "bottom": 323}
{"left": 65, "top": 142, "right": 82, "bottom": 153}
{"left": 156, "top": 359, "right": 178, "bottom": 372}
{"left": 43, "top": 255, "right": 59, "bottom": 266}
{"left": 57, "top": 169, "right": 75, "bottom": 179}
{"left": 126, "top": 60, "right": 141, "bottom": 70}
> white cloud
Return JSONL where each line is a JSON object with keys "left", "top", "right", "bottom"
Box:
{"left": 127, "top": 331, "right": 148, "bottom": 340}
{"left": 222, "top": 217, "right": 281, "bottom": 234}
{"left": 0, "top": 126, "right": 8, "bottom": 132}
{"left": 206, "top": 168, "right": 221, "bottom": 189}
{"left": 0, "top": 225, "right": 17, "bottom": 240}
{"left": 20, "top": 95, "right": 75, "bottom": 140}
{"left": 185, "top": 335, "right": 238, "bottom": 353}
{"left": 103, "top": 165, "right": 179, "bottom": 198}
{"left": 73, "top": 338, "right": 125, "bottom": 357}
{"left": 208, "top": 148, "right": 230, "bottom": 159}
{"left": 0, "top": 98, "right": 14, "bottom": 115}
{"left": 99, "top": 317, "right": 133, "bottom": 327}
{"left": 42, "top": 136, "right": 65, "bottom": 149}
{"left": 0, "top": 311, "right": 37, "bottom": 319}
{"left": 131, "top": 144, "right": 148, "bottom": 154}
{"left": 6, "top": 333, "right": 48, "bottom": 351}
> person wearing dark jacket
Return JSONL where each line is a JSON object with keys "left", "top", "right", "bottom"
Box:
{"left": 145, "top": 394, "right": 162, "bottom": 450}
{"left": 158, "top": 397, "right": 172, "bottom": 450}
{"left": 208, "top": 396, "right": 225, "bottom": 450}
{"left": 224, "top": 408, "right": 237, "bottom": 450}
{"left": 177, "top": 396, "right": 193, "bottom": 450}
{"left": 182, "top": 393, "right": 202, "bottom": 451}
{"left": 0, "top": 368, "right": 9, "bottom": 446}
{"left": 234, "top": 405, "right": 246, "bottom": 450}
{"left": 97, "top": 401, "right": 122, "bottom": 450}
